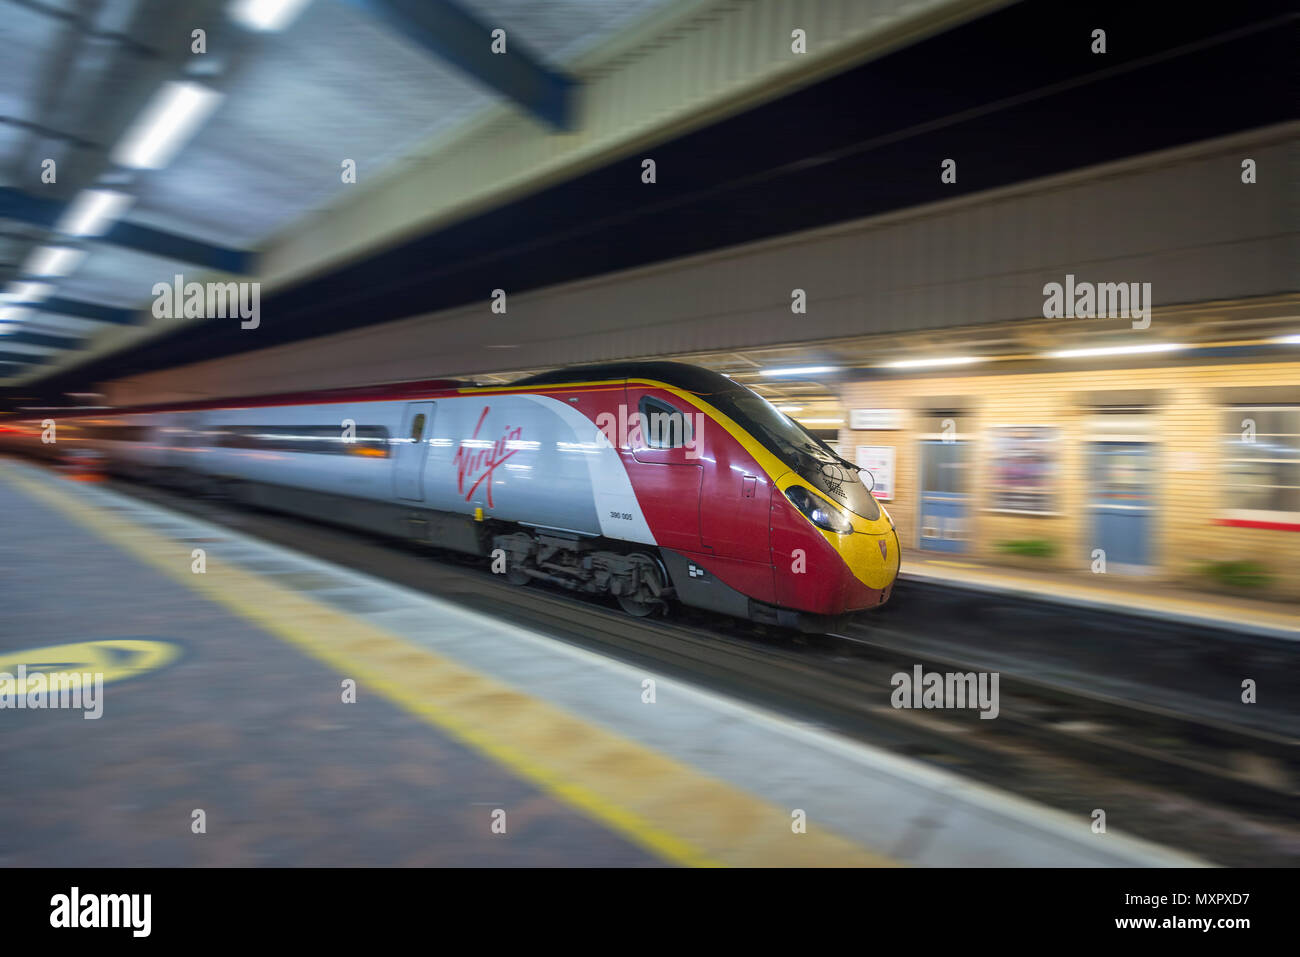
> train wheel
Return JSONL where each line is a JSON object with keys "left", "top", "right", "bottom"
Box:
{"left": 616, "top": 552, "right": 666, "bottom": 617}
{"left": 617, "top": 595, "right": 656, "bottom": 616}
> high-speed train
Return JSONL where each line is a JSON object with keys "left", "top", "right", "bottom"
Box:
{"left": 1, "top": 362, "right": 900, "bottom": 630}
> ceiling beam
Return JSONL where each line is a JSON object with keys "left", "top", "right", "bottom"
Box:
{"left": 339, "top": 0, "right": 576, "bottom": 130}
{"left": 0, "top": 350, "right": 49, "bottom": 364}
{"left": 2, "top": 329, "right": 84, "bottom": 350}
{"left": 0, "top": 187, "right": 254, "bottom": 273}
{"left": 37, "top": 297, "right": 137, "bottom": 325}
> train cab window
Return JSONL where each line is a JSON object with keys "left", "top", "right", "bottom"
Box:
{"left": 638, "top": 396, "right": 691, "bottom": 449}
{"left": 409, "top": 414, "right": 426, "bottom": 444}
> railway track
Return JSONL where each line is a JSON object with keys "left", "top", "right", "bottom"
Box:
{"left": 826, "top": 626, "right": 1298, "bottom": 815}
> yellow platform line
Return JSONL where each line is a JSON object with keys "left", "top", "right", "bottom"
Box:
{"left": 2, "top": 463, "right": 895, "bottom": 868}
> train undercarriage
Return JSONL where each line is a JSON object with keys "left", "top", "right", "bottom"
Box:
{"left": 491, "top": 529, "right": 672, "bottom": 616}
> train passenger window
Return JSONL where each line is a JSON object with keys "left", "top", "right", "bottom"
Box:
{"left": 409, "top": 414, "right": 426, "bottom": 444}
{"left": 638, "top": 396, "right": 691, "bottom": 449}
{"left": 79, "top": 424, "right": 147, "bottom": 442}
{"left": 215, "top": 425, "right": 391, "bottom": 457}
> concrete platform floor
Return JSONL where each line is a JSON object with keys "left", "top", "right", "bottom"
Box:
{"left": 0, "top": 459, "right": 1204, "bottom": 867}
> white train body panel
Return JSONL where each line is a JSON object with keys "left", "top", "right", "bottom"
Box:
{"left": 148, "top": 394, "right": 656, "bottom": 544}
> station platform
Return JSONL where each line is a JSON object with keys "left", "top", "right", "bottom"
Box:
{"left": 900, "top": 556, "right": 1299, "bottom": 642}
{"left": 0, "top": 458, "right": 1203, "bottom": 867}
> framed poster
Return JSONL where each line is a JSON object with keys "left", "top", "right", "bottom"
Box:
{"left": 988, "top": 426, "right": 1060, "bottom": 514}
{"left": 856, "top": 445, "right": 895, "bottom": 501}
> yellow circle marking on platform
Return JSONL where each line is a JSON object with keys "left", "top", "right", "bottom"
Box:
{"left": 0, "top": 639, "right": 179, "bottom": 693}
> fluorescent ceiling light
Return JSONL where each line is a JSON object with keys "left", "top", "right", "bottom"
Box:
{"left": 23, "top": 246, "right": 85, "bottom": 278}
{"left": 1048, "top": 343, "right": 1186, "bottom": 359}
{"left": 0, "top": 306, "right": 34, "bottom": 323}
{"left": 1272, "top": 334, "right": 1300, "bottom": 345}
{"left": 776, "top": 405, "right": 804, "bottom": 412}
{"left": 111, "top": 81, "right": 223, "bottom": 170}
{"left": 229, "top": 0, "right": 313, "bottom": 32}
{"left": 4, "top": 281, "right": 54, "bottom": 304}
{"left": 760, "top": 365, "right": 836, "bottom": 377}
{"left": 56, "top": 189, "right": 133, "bottom": 237}
{"left": 885, "top": 356, "right": 985, "bottom": 369}
{"left": 798, "top": 418, "right": 845, "bottom": 426}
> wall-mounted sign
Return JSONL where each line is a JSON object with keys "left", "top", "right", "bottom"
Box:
{"left": 850, "top": 408, "right": 903, "bottom": 431}
{"left": 856, "top": 445, "right": 896, "bottom": 501}
{"left": 988, "top": 426, "right": 1060, "bottom": 514}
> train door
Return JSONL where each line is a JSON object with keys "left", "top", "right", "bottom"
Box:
{"left": 1089, "top": 441, "right": 1155, "bottom": 571}
{"left": 699, "top": 434, "right": 772, "bottom": 565}
{"left": 918, "top": 429, "right": 971, "bottom": 553}
{"left": 623, "top": 385, "right": 702, "bottom": 552}
{"left": 393, "top": 402, "right": 435, "bottom": 501}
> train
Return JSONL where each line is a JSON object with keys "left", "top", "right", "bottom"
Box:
{"left": 0, "top": 361, "right": 900, "bottom": 630}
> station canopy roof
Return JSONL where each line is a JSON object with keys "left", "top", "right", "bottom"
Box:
{"left": 0, "top": 0, "right": 681, "bottom": 382}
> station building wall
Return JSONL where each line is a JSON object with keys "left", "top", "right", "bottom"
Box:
{"left": 837, "top": 358, "right": 1300, "bottom": 601}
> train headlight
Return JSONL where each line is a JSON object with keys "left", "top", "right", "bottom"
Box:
{"left": 784, "top": 485, "right": 854, "bottom": 534}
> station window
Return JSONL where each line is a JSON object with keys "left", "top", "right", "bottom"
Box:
{"left": 920, "top": 440, "right": 967, "bottom": 495}
{"left": 216, "top": 425, "right": 391, "bottom": 458}
{"left": 1221, "top": 406, "right": 1300, "bottom": 514}
{"left": 638, "top": 396, "right": 692, "bottom": 449}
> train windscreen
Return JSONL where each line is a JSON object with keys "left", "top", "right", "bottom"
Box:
{"left": 702, "top": 385, "right": 881, "bottom": 522}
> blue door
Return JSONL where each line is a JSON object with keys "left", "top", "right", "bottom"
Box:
{"left": 919, "top": 439, "right": 970, "bottom": 553}
{"left": 1090, "top": 442, "right": 1154, "bottom": 569}
{"left": 393, "top": 402, "right": 434, "bottom": 501}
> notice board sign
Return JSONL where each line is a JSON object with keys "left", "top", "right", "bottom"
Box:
{"left": 988, "top": 426, "right": 1060, "bottom": 514}
{"left": 856, "top": 445, "right": 895, "bottom": 501}
{"left": 851, "top": 409, "right": 903, "bottom": 430}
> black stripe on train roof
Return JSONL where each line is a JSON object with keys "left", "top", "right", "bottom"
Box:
{"left": 515, "top": 361, "right": 739, "bottom": 396}
{"left": 7, "top": 363, "right": 737, "bottom": 419}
